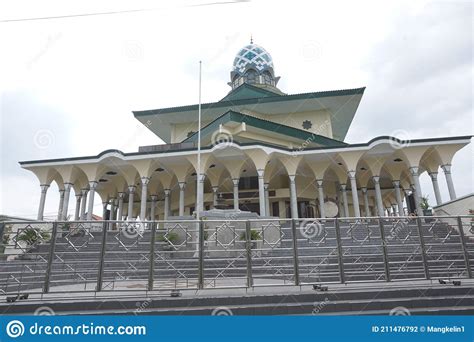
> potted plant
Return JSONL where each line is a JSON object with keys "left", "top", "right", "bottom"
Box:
{"left": 61, "top": 222, "right": 72, "bottom": 237}
{"left": 420, "top": 196, "right": 432, "bottom": 215}
{"left": 239, "top": 229, "right": 262, "bottom": 249}
{"left": 419, "top": 196, "right": 434, "bottom": 223}
{"left": 155, "top": 232, "right": 180, "bottom": 254}
{"left": 16, "top": 228, "right": 50, "bottom": 252}
{"left": 0, "top": 224, "right": 12, "bottom": 256}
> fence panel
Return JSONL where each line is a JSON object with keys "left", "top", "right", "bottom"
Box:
{"left": 421, "top": 217, "right": 468, "bottom": 279}
{"left": 383, "top": 217, "right": 426, "bottom": 280}
{"left": 152, "top": 220, "right": 199, "bottom": 290}
{"left": 0, "top": 216, "right": 472, "bottom": 296}
{"left": 249, "top": 219, "right": 296, "bottom": 287}
{"left": 338, "top": 218, "right": 386, "bottom": 282}
{"left": 202, "top": 219, "right": 248, "bottom": 288}
{"left": 296, "top": 218, "right": 340, "bottom": 284}
{"left": 0, "top": 222, "right": 53, "bottom": 295}
{"left": 48, "top": 222, "right": 103, "bottom": 292}
{"left": 100, "top": 221, "right": 152, "bottom": 291}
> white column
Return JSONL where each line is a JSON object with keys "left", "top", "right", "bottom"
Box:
{"left": 117, "top": 192, "right": 125, "bottom": 221}
{"left": 232, "top": 178, "right": 240, "bottom": 210}
{"left": 441, "top": 164, "right": 456, "bottom": 201}
{"left": 80, "top": 189, "right": 88, "bottom": 220}
{"left": 127, "top": 185, "right": 136, "bottom": 220}
{"left": 264, "top": 183, "right": 270, "bottom": 217}
{"left": 198, "top": 174, "right": 205, "bottom": 213}
{"left": 61, "top": 183, "right": 73, "bottom": 220}
{"left": 102, "top": 200, "right": 108, "bottom": 221}
{"left": 257, "top": 170, "right": 266, "bottom": 216}
{"left": 336, "top": 184, "right": 344, "bottom": 216}
{"left": 409, "top": 167, "right": 423, "bottom": 216}
{"left": 408, "top": 184, "right": 416, "bottom": 214}
{"left": 150, "top": 195, "right": 158, "bottom": 220}
{"left": 372, "top": 176, "right": 385, "bottom": 216}
{"left": 289, "top": 175, "right": 298, "bottom": 219}
{"left": 37, "top": 184, "right": 50, "bottom": 220}
{"left": 74, "top": 193, "right": 82, "bottom": 220}
{"left": 86, "top": 181, "right": 98, "bottom": 221}
{"left": 140, "top": 177, "right": 150, "bottom": 220}
{"left": 164, "top": 189, "right": 171, "bottom": 220}
{"left": 57, "top": 188, "right": 65, "bottom": 220}
{"left": 178, "top": 182, "right": 186, "bottom": 216}
{"left": 340, "top": 184, "right": 349, "bottom": 218}
{"left": 212, "top": 186, "right": 219, "bottom": 207}
{"left": 348, "top": 171, "right": 361, "bottom": 217}
{"left": 393, "top": 180, "right": 404, "bottom": 216}
{"left": 361, "top": 187, "right": 370, "bottom": 217}
{"left": 195, "top": 173, "right": 206, "bottom": 214}
{"left": 428, "top": 172, "right": 442, "bottom": 206}
{"left": 316, "top": 180, "right": 325, "bottom": 218}
{"left": 109, "top": 198, "right": 116, "bottom": 221}
{"left": 392, "top": 204, "right": 398, "bottom": 216}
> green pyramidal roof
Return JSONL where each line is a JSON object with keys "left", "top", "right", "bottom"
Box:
{"left": 133, "top": 87, "right": 365, "bottom": 143}
{"left": 220, "top": 83, "right": 284, "bottom": 102}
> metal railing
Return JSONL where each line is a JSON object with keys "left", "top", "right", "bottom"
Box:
{"left": 0, "top": 215, "right": 472, "bottom": 296}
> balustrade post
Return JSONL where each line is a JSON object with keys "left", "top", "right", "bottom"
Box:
{"left": 148, "top": 221, "right": 157, "bottom": 291}
{"left": 378, "top": 219, "right": 391, "bottom": 282}
{"left": 290, "top": 219, "right": 300, "bottom": 286}
{"left": 245, "top": 220, "right": 254, "bottom": 288}
{"left": 198, "top": 219, "right": 204, "bottom": 289}
{"left": 416, "top": 217, "right": 430, "bottom": 280}
{"left": 334, "top": 218, "right": 345, "bottom": 283}
{"left": 43, "top": 222, "right": 58, "bottom": 293}
{"left": 96, "top": 221, "right": 108, "bottom": 291}
{"left": 457, "top": 216, "right": 472, "bottom": 279}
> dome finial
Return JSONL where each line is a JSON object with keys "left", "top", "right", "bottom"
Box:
{"left": 250, "top": 34, "right": 253, "bottom": 44}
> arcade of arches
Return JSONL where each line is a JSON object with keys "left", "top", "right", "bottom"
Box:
{"left": 21, "top": 136, "right": 469, "bottom": 222}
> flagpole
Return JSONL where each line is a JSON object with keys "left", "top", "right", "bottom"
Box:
{"left": 197, "top": 61, "right": 202, "bottom": 221}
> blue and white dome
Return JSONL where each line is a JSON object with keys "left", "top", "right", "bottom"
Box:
{"left": 232, "top": 44, "right": 274, "bottom": 76}
{"left": 229, "top": 42, "right": 280, "bottom": 90}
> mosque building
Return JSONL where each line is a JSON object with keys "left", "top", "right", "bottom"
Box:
{"left": 19, "top": 41, "right": 471, "bottom": 221}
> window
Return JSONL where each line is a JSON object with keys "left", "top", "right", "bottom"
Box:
{"left": 244, "top": 69, "right": 257, "bottom": 84}
{"left": 262, "top": 71, "right": 273, "bottom": 85}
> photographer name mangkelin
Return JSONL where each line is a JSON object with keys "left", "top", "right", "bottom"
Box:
{"left": 427, "top": 325, "right": 464, "bottom": 334}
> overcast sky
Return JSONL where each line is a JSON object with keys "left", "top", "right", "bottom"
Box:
{"left": 0, "top": 0, "right": 472, "bottom": 219}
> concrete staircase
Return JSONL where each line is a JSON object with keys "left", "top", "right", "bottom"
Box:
{"left": 1, "top": 283, "right": 473, "bottom": 316}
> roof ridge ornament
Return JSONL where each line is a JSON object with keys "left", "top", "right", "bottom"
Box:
{"left": 250, "top": 34, "right": 253, "bottom": 44}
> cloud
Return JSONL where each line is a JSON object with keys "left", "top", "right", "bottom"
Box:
{"left": 346, "top": 1, "right": 473, "bottom": 200}
{"left": 0, "top": 0, "right": 472, "bottom": 217}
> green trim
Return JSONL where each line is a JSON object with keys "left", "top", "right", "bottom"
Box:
{"left": 133, "top": 87, "right": 366, "bottom": 117}
{"left": 19, "top": 135, "right": 472, "bottom": 166}
{"left": 182, "top": 110, "right": 347, "bottom": 147}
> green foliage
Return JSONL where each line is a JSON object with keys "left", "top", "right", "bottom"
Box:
{"left": 156, "top": 232, "right": 179, "bottom": 244}
{"left": 16, "top": 228, "right": 50, "bottom": 246}
{"left": 420, "top": 196, "right": 430, "bottom": 210}
{"left": 240, "top": 229, "right": 262, "bottom": 241}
